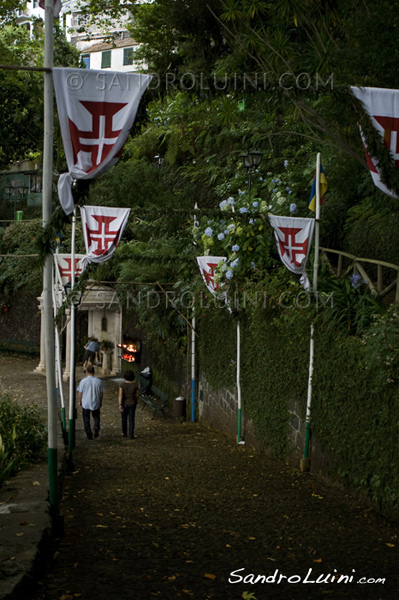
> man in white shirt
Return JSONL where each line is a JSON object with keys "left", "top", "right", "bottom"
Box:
{"left": 77, "top": 364, "right": 104, "bottom": 440}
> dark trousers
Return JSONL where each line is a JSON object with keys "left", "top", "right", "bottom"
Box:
{"left": 82, "top": 408, "right": 100, "bottom": 439}
{"left": 121, "top": 404, "right": 137, "bottom": 438}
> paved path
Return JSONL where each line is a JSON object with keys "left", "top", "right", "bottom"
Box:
{"left": 0, "top": 358, "right": 398, "bottom": 600}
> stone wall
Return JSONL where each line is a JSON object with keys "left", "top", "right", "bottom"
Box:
{"left": 0, "top": 290, "right": 40, "bottom": 347}
{"left": 198, "top": 374, "right": 332, "bottom": 471}
{"left": 198, "top": 373, "right": 260, "bottom": 449}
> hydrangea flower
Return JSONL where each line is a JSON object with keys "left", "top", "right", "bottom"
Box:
{"left": 249, "top": 218, "right": 254, "bottom": 224}
{"left": 273, "top": 188, "right": 277, "bottom": 193}
{"left": 227, "top": 223, "right": 235, "bottom": 231}
{"left": 224, "top": 229, "right": 230, "bottom": 235}
{"left": 226, "top": 269, "right": 234, "bottom": 280}
{"left": 217, "top": 233, "right": 225, "bottom": 240}
{"left": 350, "top": 273, "right": 364, "bottom": 288}
{"left": 289, "top": 203, "right": 298, "bottom": 214}
{"left": 230, "top": 258, "right": 239, "bottom": 268}
{"left": 232, "top": 244, "right": 240, "bottom": 252}
{"left": 259, "top": 177, "right": 263, "bottom": 182}
{"left": 284, "top": 160, "right": 289, "bottom": 167}
{"left": 227, "top": 196, "right": 235, "bottom": 205}
{"left": 204, "top": 227, "right": 213, "bottom": 237}
{"left": 253, "top": 201, "right": 259, "bottom": 208}
{"left": 239, "top": 207, "right": 248, "bottom": 213}
{"left": 251, "top": 262, "right": 256, "bottom": 268}
{"left": 219, "top": 200, "right": 228, "bottom": 209}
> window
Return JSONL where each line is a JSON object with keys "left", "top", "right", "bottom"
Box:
{"left": 123, "top": 47, "right": 134, "bottom": 66}
{"left": 30, "top": 174, "right": 42, "bottom": 193}
{"left": 32, "top": 1, "right": 39, "bottom": 8}
{"left": 101, "top": 317, "right": 107, "bottom": 332}
{"left": 101, "top": 50, "right": 111, "bottom": 69}
{"left": 81, "top": 54, "right": 90, "bottom": 69}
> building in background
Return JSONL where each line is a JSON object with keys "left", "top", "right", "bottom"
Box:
{"left": 15, "top": 1, "right": 144, "bottom": 71}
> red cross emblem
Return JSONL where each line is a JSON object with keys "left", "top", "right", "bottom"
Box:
{"left": 69, "top": 101, "right": 127, "bottom": 174}
{"left": 58, "top": 258, "right": 83, "bottom": 283}
{"left": 203, "top": 262, "right": 220, "bottom": 291}
{"left": 373, "top": 115, "right": 399, "bottom": 167}
{"left": 86, "top": 215, "right": 121, "bottom": 255}
{"left": 277, "top": 227, "right": 309, "bottom": 267}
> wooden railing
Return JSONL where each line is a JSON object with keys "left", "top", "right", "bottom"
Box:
{"left": 320, "top": 247, "right": 399, "bottom": 303}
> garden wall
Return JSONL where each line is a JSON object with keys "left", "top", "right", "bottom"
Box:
{"left": 0, "top": 289, "right": 40, "bottom": 351}
{"left": 196, "top": 304, "right": 399, "bottom": 516}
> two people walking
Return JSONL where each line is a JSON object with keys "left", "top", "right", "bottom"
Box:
{"left": 77, "top": 367, "right": 139, "bottom": 440}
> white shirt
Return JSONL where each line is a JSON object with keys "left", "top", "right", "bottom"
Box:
{"left": 77, "top": 376, "right": 104, "bottom": 410}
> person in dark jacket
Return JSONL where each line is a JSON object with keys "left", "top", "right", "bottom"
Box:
{"left": 118, "top": 370, "right": 140, "bottom": 439}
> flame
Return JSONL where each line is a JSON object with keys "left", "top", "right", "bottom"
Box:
{"left": 122, "top": 353, "right": 135, "bottom": 363}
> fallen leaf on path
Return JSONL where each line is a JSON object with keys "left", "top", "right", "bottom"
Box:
{"left": 313, "top": 558, "right": 323, "bottom": 563}
{"left": 386, "top": 543, "right": 395, "bottom": 548}
{"left": 203, "top": 573, "right": 216, "bottom": 580}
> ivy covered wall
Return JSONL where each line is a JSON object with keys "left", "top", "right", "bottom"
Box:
{"left": 197, "top": 304, "right": 399, "bottom": 516}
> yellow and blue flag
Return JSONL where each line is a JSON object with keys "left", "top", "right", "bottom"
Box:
{"left": 309, "top": 164, "right": 328, "bottom": 212}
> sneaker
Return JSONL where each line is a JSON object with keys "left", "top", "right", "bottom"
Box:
{"left": 94, "top": 429, "right": 99, "bottom": 438}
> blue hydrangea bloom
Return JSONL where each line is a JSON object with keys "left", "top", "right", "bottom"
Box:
{"left": 239, "top": 207, "right": 248, "bottom": 213}
{"left": 253, "top": 201, "right": 259, "bottom": 207}
{"left": 217, "top": 233, "right": 225, "bottom": 240}
{"left": 219, "top": 200, "right": 228, "bottom": 209}
{"left": 226, "top": 269, "right": 234, "bottom": 280}
{"left": 232, "top": 244, "right": 240, "bottom": 252}
{"left": 289, "top": 203, "right": 298, "bottom": 213}
{"left": 230, "top": 258, "right": 239, "bottom": 268}
{"left": 284, "top": 160, "right": 289, "bottom": 167}
{"left": 204, "top": 227, "right": 213, "bottom": 237}
{"left": 249, "top": 218, "right": 254, "bottom": 224}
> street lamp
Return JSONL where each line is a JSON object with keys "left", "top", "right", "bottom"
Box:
{"left": 154, "top": 154, "right": 164, "bottom": 168}
{"left": 4, "top": 183, "right": 28, "bottom": 220}
{"left": 239, "top": 150, "right": 263, "bottom": 190}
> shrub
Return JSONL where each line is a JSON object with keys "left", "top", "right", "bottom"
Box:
{"left": 0, "top": 394, "right": 47, "bottom": 485}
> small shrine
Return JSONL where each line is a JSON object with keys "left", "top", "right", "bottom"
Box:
{"left": 36, "top": 282, "right": 123, "bottom": 379}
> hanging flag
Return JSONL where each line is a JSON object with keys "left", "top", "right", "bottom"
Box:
{"left": 269, "top": 215, "right": 315, "bottom": 290}
{"left": 308, "top": 163, "right": 328, "bottom": 212}
{"left": 53, "top": 68, "right": 152, "bottom": 214}
{"left": 196, "top": 256, "right": 227, "bottom": 295}
{"left": 351, "top": 86, "right": 399, "bottom": 198}
{"left": 54, "top": 253, "right": 85, "bottom": 287}
{"left": 39, "top": 0, "right": 62, "bottom": 17}
{"left": 80, "top": 205, "right": 130, "bottom": 268}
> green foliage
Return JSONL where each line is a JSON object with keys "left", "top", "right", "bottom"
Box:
{"left": 0, "top": 394, "right": 47, "bottom": 485}
{"left": 0, "top": 220, "right": 43, "bottom": 297}
{"left": 362, "top": 305, "right": 399, "bottom": 385}
{"left": 316, "top": 273, "right": 384, "bottom": 336}
{"left": 198, "top": 299, "right": 399, "bottom": 512}
{"left": 312, "top": 328, "right": 399, "bottom": 513}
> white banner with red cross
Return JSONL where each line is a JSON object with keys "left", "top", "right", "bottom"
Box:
{"left": 268, "top": 215, "right": 315, "bottom": 290}
{"left": 80, "top": 205, "right": 130, "bottom": 268}
{"left": 196, "top": 256, "right": 227, "bottom": 296}
{"left": 53, "top": 68, "right": 152, "bottom": 214}
{"left": 54, "top": 253, "right": 85, "bottom": 287}
{"left": 351, "top": 86, "right": 399, "bottom": 198}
